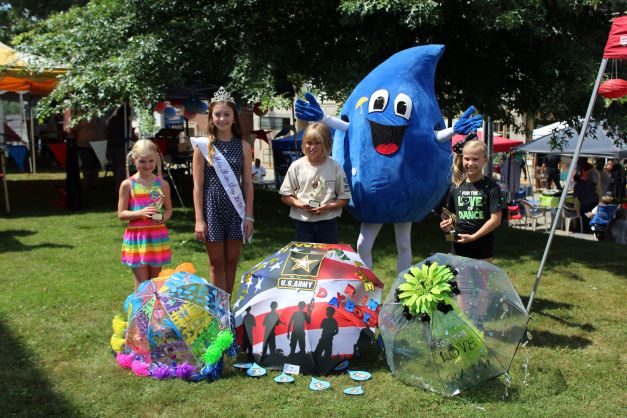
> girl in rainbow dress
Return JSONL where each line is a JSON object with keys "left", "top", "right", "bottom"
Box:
{"left": 118, "top": 139, "right": 172, "bottom": 290}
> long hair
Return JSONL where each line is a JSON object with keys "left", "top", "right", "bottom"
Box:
{"left": 126, "top": 139, "right": 162, "bottom": 178}
{"left": 301, "top": 123, "right": 332, "bottom": 157}
{"left": 452, "top": 140, "right": 487, "bottom": 187}
{"left": 205, "top": 100, "right": 242, "bottom": 165}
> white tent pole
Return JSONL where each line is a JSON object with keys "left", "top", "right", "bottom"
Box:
{"left": 526, "top": 58, "right": 608, "bottom": 314}
{"left": 29, "top": 97, "right": 36, "bottom": 174}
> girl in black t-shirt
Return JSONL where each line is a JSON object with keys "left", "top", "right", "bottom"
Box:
{"left": 440, "top": 136, "right": 505, "bottom": 261}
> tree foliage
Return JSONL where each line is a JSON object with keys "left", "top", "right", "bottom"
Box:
{"left": 14, "top": 0, "right": 627, "bottom": 135}
{"left": 0, "top": 0, "right": 86, "bottom": 43}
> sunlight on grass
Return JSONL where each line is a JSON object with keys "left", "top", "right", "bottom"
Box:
{"left": 0, "top": 177, "right": 625, "bottom": 416}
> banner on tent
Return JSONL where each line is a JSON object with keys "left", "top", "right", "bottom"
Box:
{"left": 7, "top": 144, "right": 27, "bottom": 171}
{"left": 48, "top": 143, "right": 67, "bottom": 168}
{"left": 89, "top": 140, "right": 108, "bottom": 169}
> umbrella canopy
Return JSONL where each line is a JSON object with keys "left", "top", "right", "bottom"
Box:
{"left": 0, "top": 42, "right": 66, "bottom": 95}
{"left": 452, "top": 132, "right": 523, "bottom": 153}
{"left": 515, "top": 123, "right": 626, "bottom": 158}
{"left": 233, "top": 242, "right": 384, "bottom": 375}
{"left": 112, "top": 266, "right": 236, "bottom": 381}
{"left": 379, "top": 253, "right": 529, "bottom": 396}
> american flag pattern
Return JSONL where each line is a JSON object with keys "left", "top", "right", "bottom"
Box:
{"left": 233, "top": 242, "right": 384, "bottom": 375}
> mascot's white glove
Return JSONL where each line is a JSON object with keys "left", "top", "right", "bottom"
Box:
{"left": 295, "top": 92, "right": 349, "bottom": 132}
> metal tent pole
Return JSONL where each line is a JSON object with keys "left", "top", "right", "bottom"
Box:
{"left": 29, "top": 97, "right": 36, "bottom": 174}
{"left": 526, "top": 58, "right": 608, "bottom": 314}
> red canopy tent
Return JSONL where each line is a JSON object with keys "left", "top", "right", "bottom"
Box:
{"left": 451, "top": 132, "right": 523, "bottom": 153}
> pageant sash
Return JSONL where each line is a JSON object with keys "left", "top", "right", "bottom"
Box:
{"left": 191, "top": 136, "right": 251, "bottom": 243}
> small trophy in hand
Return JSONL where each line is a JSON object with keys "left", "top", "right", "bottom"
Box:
{"left": 441, "top": 207, "right": 457, "bottom": 242}
{"left": 308, "top": 176, "right": 325, "bottom": 208}
{"left": 149, "top": 189, "right": 164, "bottom": 221}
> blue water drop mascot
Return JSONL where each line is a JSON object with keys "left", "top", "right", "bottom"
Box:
{"left": 295, "top": 45, "right": 482, "bottom": 272}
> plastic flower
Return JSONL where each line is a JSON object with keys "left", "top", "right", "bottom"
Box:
{"left": 397, "top": 262, "right": 455, "bottom": 316}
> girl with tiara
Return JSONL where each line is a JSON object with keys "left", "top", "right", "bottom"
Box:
{"left": 440, "top": 135, "right": 505, "bottom": 261}
{"left": 192, "top": 87, "right": 254, "bottom": 294}
{"left": 118, "top": 139, "right": 172, "bottom": 290}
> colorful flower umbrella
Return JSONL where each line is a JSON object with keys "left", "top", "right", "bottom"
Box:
{"left": 233, "top": 242, "right": 384, "bottom": 375}
{"left": 378, "top": 253, "right": 529, "bottom": 396}
{"left": 110, "top": 264, "right": 237, "bottom": 381}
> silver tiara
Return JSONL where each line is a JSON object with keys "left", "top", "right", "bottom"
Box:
{"left": 210, "top": 86, "right": 235, "bottom": 103}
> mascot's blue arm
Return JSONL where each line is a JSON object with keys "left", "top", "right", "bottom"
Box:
{"left": 296, "top": 93, "right": 482, "bottom": 142}
{"left": 435, "top": 106, "right": 483, "bottom": 142}
{"left": 295, "top": 92, "right": 349, "bottom": 131}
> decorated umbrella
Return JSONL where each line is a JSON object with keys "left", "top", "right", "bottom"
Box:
{"left": 110, "top": 263, "right": 237, "bottom": 381}
{"left": 233, "top": 242, "right": 384, "bottom": 375}
{"left": 378, "top": 253, "right": 529, "bottom": 396}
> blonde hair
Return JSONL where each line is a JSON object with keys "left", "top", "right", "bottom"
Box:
{"left": 301, "top": 123, "right": 332, "bottom": 156}
{"left": 452, "top": 140, "right": 487, "bottom": 187}
{"left": 205, "top": 100, "right": 243, "bottom": 164}
{"left": 126, "top": 139, "right": 162, "bottom": 177}
{"left": 601, "top": 195, "right": 614, "bottom": 205}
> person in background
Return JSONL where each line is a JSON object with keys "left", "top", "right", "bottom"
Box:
{"left": 610, "top": 159, "right": 626, "bottom": 202}
{"left": 599, "top": 160, "right": 612, "bottom": 196}
{"left": 545, "top": 154, "right": 562, "bottom": 191}
{"left": 572, "top": 174, "right": 599, "bottom": 233}
{"left": 582, "top": 161, "right": 602, "bottom": 200}
{"left": 251, "top": 158, "right": 266, "bottom": 184}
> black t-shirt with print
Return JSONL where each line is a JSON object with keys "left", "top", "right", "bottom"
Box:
{"left": 447, "top": 176, "right": 506, "bottom": 235}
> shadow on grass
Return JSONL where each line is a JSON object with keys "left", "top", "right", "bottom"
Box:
{"left": 523, "top": 297, "right": 595, "bottom": 332}
{"left": 0, "top": 317, "right": 80, "bottom": 417}
{"left": 0, "top": 229, "right": 74, "bottom": 252}
{"left": 527, "top": 329, "right": 592, "bottom": 349}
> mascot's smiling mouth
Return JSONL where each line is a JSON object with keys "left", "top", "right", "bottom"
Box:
{"left": 368, "top": 120, "right": 407, "bottom": 155}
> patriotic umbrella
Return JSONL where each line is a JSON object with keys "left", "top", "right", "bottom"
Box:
{"left": 110, "top": 264, "right": 236, "bottom": 381}
{"left": 233, "top": 242, "right": 384, "bottom": 375}
{"left": 378, "top": 253, "right": 529, "bottom": 396}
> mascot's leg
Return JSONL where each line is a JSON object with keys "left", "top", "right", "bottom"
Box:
{"left": 394, "top": 222, "right": 412, "bottom": 273}
{"left": 357, "top": 223, "right": 383, "bottom": 269}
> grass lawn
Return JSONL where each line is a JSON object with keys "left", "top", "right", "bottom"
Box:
{"left": 0, "top": 172, "right": 625, "bottom": 417}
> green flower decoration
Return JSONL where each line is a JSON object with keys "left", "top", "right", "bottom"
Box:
{"left": 398, "top": 262, "right": 455, "bottom": 316}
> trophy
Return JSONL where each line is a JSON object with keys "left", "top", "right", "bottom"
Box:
{"left": 149, "top": 188, "right": 164, "bottom": 221}
{"left": 440, "top": 207, "right": 457, "bottom": 242}
{"left": 308, "top": 176, "right": 325, "bottom": 208}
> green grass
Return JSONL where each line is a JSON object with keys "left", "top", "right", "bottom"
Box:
{"left": 0, "top": 174, "right": 625, "bottom": 417}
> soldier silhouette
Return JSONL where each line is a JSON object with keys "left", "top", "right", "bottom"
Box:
{"left": 262, "top": 301, "right": 284, "bottom": 357}
{"left": 287, "top": 301, "right": 312, "bottom": 355}
{"left": 314, "top": 306, "right": 339, "bottom": 361}
{"left": 242, "top": 306, "right": 256, "bottom": 359}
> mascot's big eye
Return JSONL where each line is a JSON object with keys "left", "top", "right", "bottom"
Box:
{"left": 368, "top": 89, "right": 389, "bottom": 113}
{"left": 394, "top": 93, "right": 412, "bottom": 120}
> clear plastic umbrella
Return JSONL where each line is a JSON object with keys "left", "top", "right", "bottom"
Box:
{"left": 379, "top": 253, "right": 529, "bottom": 396}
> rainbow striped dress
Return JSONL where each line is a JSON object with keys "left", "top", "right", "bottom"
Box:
{"left": 121, "top": 176, "right": 171, "bottom": 268}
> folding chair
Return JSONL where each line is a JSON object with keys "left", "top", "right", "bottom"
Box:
{"left": 562, "top": 202, "right": 583, "bottom": 233}
{"left": 522, "top": 200, "right": 549, "bottom": 231}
